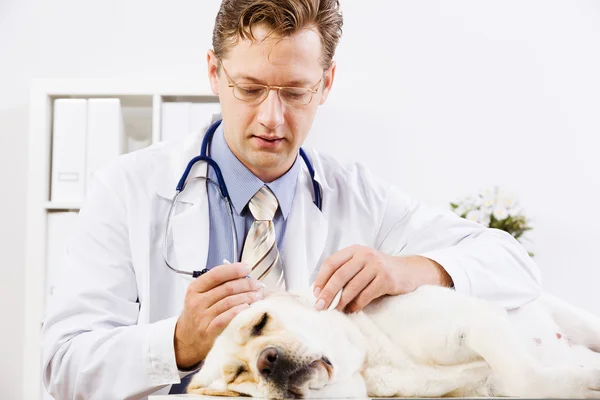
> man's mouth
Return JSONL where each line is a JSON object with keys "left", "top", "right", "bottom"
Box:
{"left": 252, "top": 135, "right": 284, "bottom": 148}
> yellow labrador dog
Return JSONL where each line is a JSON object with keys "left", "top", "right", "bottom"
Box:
{"left": 187, "top": 285, "right": 600, "bottom": 398}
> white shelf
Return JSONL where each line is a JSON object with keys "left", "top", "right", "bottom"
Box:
{"left": 44, "top": 202, "right": 82, "bottom": 211}
{"left": 24, "top": 78, "right": 219, "bottom": 400}
{"left": 29, "top": 77, "right": 214, "bottom": 97}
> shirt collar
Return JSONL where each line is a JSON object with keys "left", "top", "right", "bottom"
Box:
{"left": 209, "top": 122, "right": 300, "bottom": 219}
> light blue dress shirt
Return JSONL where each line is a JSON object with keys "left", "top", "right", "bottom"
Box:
{"left": 205, "top": 123, "right": 301, "bottom": 270}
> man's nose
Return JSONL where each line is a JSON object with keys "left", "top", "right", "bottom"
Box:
{"left": 256, "top": 90, "right": 284, "bottom": 130}
{"left": 257, "top": 347, "right": 279, "bottom": 379}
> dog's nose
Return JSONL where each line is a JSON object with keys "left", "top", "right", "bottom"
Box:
{"left": 257, "top": 347, "right": 279, "bottom": 379}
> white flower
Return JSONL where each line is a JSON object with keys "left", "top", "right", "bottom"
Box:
{"left": 481, "top": 213, "right": 491, "bottom": 227}
{"left": 454, "top": 206, "right": 466, "bottom": 217}
{"left": 497, "top": 196, "right": 515, "bottom": 209}
{"left": 468, "top": 195, "right": 482, "bottom": 208}
{"left": 482, "top": 198, "right": 495, "bottom": 210}
{"left": 458, "top": 195, "right": 480, "bottom": 210}
{"left": 478, "top": 187, "right": 496, "bottom": 210}
{"left": 466, "top": 209, "right": 484, "bottom": 225}
{"left": 493, "top": 207, "right": 509, "bottom": 221}
{"left": 480, "top": 186, "right": 496, "bottom": 199}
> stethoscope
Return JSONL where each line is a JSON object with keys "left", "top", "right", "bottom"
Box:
{"left": 163, "top": 119, "right": 322, "bottom": 278}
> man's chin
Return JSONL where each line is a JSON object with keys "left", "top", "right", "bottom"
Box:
{"left": 245, "top": 155, "right": 295, "bottom": 180}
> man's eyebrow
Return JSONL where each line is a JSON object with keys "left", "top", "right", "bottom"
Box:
{"left": 234, "top": 75, "right": 264, "bottom": 84}
{"left": 234, "top": 74, "right": 314, "bottom": 87}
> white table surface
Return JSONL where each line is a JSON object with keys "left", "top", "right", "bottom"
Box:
{"left": 149, "top": 396, "right": 503, "bottom": 399}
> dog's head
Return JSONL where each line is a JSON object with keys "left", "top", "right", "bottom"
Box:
{"left": 186, "top": 290, "right": 367, "bottom": 398}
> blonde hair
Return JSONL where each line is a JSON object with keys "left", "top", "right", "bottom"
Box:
{"left": 213, "top": 0, "right": 343, "bottom": 69}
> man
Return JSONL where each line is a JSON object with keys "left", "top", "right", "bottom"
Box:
{"left": 42, "top": 0, "right": 541, "bottom": 398}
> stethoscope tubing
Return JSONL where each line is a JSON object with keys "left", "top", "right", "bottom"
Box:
{"left": 163, "top": 119, "right": 321, "bottom": 278}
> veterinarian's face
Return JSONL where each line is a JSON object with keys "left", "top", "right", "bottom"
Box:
{"left": 207, "top": 24, "right": 335, "bottom": 182}
{"left": 188, "top": 292, "right": 344, "bottom": 398}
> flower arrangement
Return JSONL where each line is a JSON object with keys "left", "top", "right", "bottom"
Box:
{"left": 450, "top": 187, "right": 533, "bottom": 244}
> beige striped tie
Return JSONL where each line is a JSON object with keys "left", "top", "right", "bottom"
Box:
{"left": 241, "top": 186, "right": 285, "bottom": 289}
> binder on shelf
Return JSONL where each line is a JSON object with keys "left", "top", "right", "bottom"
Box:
{"left": 161, "top": 101, "right": 221, "bottom": 142}
{"left": 50, "top": 99, "right": 88, "bottom": 202}
{"left": 161, "top": 102, "right": 192, "bottom": 143}
{"left": 44, "top": 211, "right": 79, "bottom": 306}
{"left": 122, "top": 104, "right": 153, "bottom": 153}
{"left": 190, "top": 102, "right": 221, "bottom": 134}
{"left": 86, "top": 99, "right": 124, "bottom": 193}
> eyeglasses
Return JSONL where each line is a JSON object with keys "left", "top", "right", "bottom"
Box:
{"left": 220, "top": 62, "right": 322, "bottom": 107}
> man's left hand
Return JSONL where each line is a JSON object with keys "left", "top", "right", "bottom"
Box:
{"left": 312, "top": 245, "right": 452, "bottom": 313}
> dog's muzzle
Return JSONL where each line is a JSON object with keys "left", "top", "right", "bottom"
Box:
{"left": 256, "top": 347, "right": 334, "bottom": 398}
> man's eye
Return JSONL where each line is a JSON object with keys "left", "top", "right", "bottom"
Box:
{"left": 282, "top": 89, "right": 308, "bottom": 100}
{"left": 237, "top": 85, "right": 264, "bottom": 96}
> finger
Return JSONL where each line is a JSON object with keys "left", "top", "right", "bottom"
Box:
{"left": 316, "top": 255, "right": 364, "bottom": 311}
{"left": 204, "top": 277, "right": 262, "bottom": 308}
{"left": 190, "top": 263, "right": 251, "bottom": 293}
{"left": 345, "top": 277, "right": 384, "bottom": 314}
{"left": 313, "top": 245, "right": 358, "bottom": 296}
{"left": 335, "top": 266, "right": 377, "bottom": 311}
{"left": 206, "top": 303, "right": 251, "bottom": 336}
{"left": 208, "top": 290, "right": 263, "bottom": 318}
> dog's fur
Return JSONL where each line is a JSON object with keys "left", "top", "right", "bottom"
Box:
{"left": 187, "top": 285, "right": 600, "bottom": 398}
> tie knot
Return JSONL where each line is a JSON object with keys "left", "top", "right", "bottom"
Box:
{"left": 248, "top": 186, "right": 278, "bottom": 221}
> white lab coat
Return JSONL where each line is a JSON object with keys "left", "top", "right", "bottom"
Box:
{"left": 42, "top": 121, "right": 542, "bottom": 399}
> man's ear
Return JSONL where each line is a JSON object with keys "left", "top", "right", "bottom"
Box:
{"left": 207, "top": 49, "right": 220, "bottom": 96}
{"left": 318, "top": 61, "right": 336, "bottom": 105}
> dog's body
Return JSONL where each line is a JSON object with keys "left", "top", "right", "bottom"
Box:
{"left": 187, "top": 285, "right": 600, "bottom": 398}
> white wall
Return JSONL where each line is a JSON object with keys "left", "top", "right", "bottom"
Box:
{"left": 1, "top": 0, "right": 599, "bottom": 397}
{"left": 308, "top": 0, "right": 600, "bottom": 317}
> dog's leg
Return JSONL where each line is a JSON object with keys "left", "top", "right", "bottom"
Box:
{"left": 362, "top": 361, "right": 493, "bottom": 398}
{"left": 362, "top": 286, "right": 600, "bottom": 398}
{"left": 460, "top": 301, "right": 600, "bottom": 398}
{"left": 541, "top": 293, "right": 600, "bottom": 352}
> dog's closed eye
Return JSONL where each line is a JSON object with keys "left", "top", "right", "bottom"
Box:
{"left": 224, "top": 363, "right": 250, "bottom": 384}
{"left": 252, "top": 313, "right": 269, "bottom": 336}
{"left": 232, "top": 365, "right": 247, "bottom": 382}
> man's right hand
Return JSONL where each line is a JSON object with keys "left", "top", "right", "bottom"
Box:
{"left": 174, "top": 262, "right": 263, "bottom": 369}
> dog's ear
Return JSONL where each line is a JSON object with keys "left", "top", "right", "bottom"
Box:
{"left": 186, "top": 371, "right": 242, "bottom": 396}
{"left": 185, "top": 352, "right": 232, "bottom": 396}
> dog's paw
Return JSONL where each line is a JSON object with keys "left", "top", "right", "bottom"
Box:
{"left": 523, "top": 366, "right": 600, "bottom": 398}
{"left": 572, "top": 367, "right": 600, "bottom": 399}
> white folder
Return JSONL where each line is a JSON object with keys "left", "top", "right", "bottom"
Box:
{"left": 190, "top": 102, "right": 221, "bottom": 134}
{"left": 51, "top": 99, "right": 88, "bottom": 202}
{"left": 86, "top": 99, "right": 124, "bottom": 193}
{"left": 45, "top": 211, "right": 79, "bottom": 305}
{"left": 161, "top": 102, "right": 192, "bottom": 143}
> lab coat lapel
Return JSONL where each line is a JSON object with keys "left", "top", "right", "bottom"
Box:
{"left": 156, "top": 128, "right": 212, "bottom": 276}
{"left": 280, "top": 169, "right": 329, "bottom": 291}
{"left": 169, "top": 179, "right": 210, "bottom": 275}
